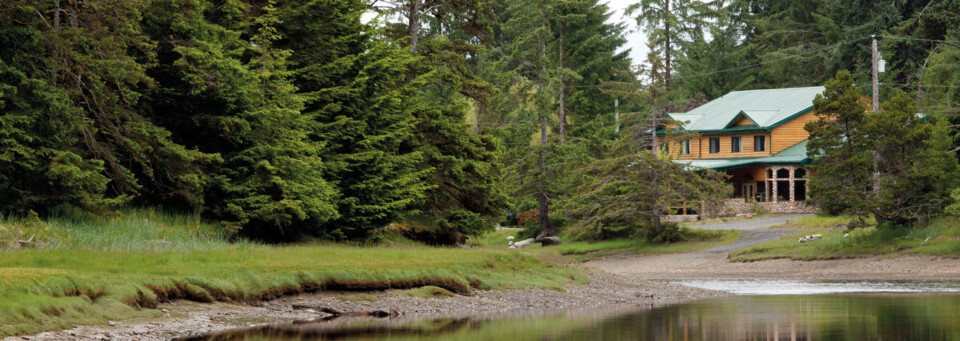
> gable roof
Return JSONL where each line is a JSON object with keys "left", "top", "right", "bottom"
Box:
{"left": 674, "top": 140, "right": 810, "bottom": 171}
{"left": 666, "top": 113, "right": 703, "bottom": 128}
{"left": 677, "top": 87, "right": 825, "bottom": 132}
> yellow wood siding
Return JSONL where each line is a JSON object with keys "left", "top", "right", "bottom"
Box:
{"left": 726, "top": 166, "right": 767, "bottom": 182}
{"left": 669, "top": 138, "right": 702, "bottom": 160}
{"left": 770, "top": 111, "right": 817, "bottom": 153}
{"left": 675, "top": 133, "right": 771, "bottom": 159}
{"left": 731, "top": 115, "right": 757, "bottom": 127}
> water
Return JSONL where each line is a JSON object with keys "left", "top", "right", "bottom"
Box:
{"left": 670, "top": 279, "right": 960, "bottom": 295}
{"left": 183, "top": 283, "right": 960, "bottom": 340}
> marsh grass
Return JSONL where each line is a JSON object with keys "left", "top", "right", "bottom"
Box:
{"left": 0, "top": 207, "right": 235, "bottom": 251}
{"left": 730, "top": 217, "right": 960, "bottom": 261}
{"left": 0, "top": 208, "right": 586, "bottom": 337}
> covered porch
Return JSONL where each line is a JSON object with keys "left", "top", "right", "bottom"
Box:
{"left": 727, "top": 165, "right": 809, "bottom": 203}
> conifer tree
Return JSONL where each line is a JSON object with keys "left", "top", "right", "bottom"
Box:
{"left": 273, "top": 0, "right": 431, "bottom": 239}
{"left": 805, "top": 70, "right": 872, "bottom": 217}
{"left": 627, "top": 0, "right": 717, "bottom": 89}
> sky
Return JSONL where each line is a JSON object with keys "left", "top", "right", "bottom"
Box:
{"left": 604, "top": 0, "right": 650, "bottom": 67}
{"left": 362, "top": 1, "right": 650, "bottom": 66}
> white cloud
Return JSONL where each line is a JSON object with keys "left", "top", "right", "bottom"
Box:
{"left": 604, "top": 0, "right": 649, "bottom": 67}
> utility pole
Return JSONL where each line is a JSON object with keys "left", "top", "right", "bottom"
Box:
{"left": 870, "top": 35, "right": 881, "bottom": 195}
{"left": 871, "top": 35, "right": 879, "bottom": 113}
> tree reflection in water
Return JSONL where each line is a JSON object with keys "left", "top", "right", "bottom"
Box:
{"left": 180, "top": 294, "right": 960, "bottom": 340}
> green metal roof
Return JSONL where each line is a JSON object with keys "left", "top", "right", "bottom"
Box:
{"left": 666, "top": 113, "right": 704, "bottom": 128}
{"left": 674, "top": 140, "right": 810, "bottom": 171}
{"left": 673, "top": 87, "right": 824, "bottom": 132}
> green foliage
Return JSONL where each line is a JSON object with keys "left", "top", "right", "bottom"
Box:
{"left": 807, "top": 71, "right": 959, "bottom": 225}
{"left": 805, "top": 70, "right": 873, "bottom": 216}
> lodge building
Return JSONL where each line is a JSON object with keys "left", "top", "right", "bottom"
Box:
{"left": 662, "top": 87, "right": 826, "bottom": 218}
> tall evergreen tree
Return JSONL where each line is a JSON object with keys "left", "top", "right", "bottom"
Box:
{"left": 0, "top": 0, "right": 211, "bottom": 213}
{"left": 805, "top": 70, "right": 872, "bottom": 217}
{"left": 626, "top": 0, "right": 716, "bottom": 89}
{"left": 273, "top": 0, "right": 431, "bottom": 240}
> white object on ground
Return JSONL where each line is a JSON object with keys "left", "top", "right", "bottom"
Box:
{"left": 509, "top": 238, "right": 536, "bottom": 249}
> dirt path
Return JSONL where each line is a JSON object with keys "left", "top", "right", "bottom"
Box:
{"left": 589, "top": 215, "right": 960, "bottom": 280}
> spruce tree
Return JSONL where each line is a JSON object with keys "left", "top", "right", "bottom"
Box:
{"left": 274, "top": 0, "right": 431, "bottom": 239}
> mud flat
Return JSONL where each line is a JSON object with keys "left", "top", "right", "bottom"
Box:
{"left": 5, "top": 272, "right": 722, "bottom": 341}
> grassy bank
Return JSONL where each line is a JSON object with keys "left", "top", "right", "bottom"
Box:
{"left": 730, "top": 217, "right": 960, "bottom": 261}
{"left": 765, "top": 214, "right": 873, "bottom": 229}
{"left": 0, "top": 210, "right": 585, "bottom": 337}
{"left": 479, "top": 228, "right": 740, "bottom": 262}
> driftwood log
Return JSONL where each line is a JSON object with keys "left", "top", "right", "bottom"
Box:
{"left": 16, "top": 234, "right": 35, "bottom": 248}
{"left": 508, "top": 236, "right": 561, "bottom": 249}
{"left": 291, "top": 304, "right": 397, "bottom": 318}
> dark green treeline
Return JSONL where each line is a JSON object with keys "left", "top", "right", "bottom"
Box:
{"left": 0, "top": 0, "right": 504, "bottom": 241}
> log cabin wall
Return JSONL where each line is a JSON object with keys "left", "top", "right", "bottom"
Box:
{"left": 770, "top": 111, "right": 818, "bottom": 154}
{"left": 670, "top": 133, "right": 773, "bottom": 160}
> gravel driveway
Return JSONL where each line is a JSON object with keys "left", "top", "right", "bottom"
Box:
{"left": 690, "top": 214, "right": 810, "bottom": 254}
{"left": 588, "top": 214, "right": 960, "bottom": 280}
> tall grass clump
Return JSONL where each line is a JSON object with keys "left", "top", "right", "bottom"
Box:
{"left": 0, "top": 206, "right": 238, "bottom": 251}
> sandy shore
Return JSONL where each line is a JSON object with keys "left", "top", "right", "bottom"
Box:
{"left": 5, "top": 271, "right": 721, "bottom": 341}
{"left": 587, "top": 250, "right": 960, "bottom": 280}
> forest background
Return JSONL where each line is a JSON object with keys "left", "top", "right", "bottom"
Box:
{"left": 3, "top": 0, "right": 960, "bottom": 244}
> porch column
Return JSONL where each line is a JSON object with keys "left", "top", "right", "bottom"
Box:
{"left": 788, "top": 166, "right": 795, "bottom": 202}
{"left": 770, "top": 167, "right": 777, "bottom": 203}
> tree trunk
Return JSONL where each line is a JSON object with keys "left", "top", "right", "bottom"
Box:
{"left": 408, "top": 0, "right": 421, "bottom": 53}
{"left": 535, "top": 0, "right": 555, "bottom": 240}
{"left": 558, "top": 30, "right": 566, "bottom": 144}
{"left": 476, "top": 55, "right": 483, "bottom": 134}
{"left": 650, "top": 106, "right": 663, "bottom": 235}
{"left": 664, "top": 0, "right": 671, "bottom": 90}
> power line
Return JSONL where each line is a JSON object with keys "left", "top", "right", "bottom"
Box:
{"left": 879, "top": 35, "right": 960, "bottom": 45}
{"left": 881, "top": 83, "right": 960, "bottom": 88}
{"left": 561, "top": 35, "right": 873, "bottom": 89}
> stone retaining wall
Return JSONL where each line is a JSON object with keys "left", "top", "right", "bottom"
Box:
{"left": 757, "top": 201, "right": 817, "bottom": 214}
{"left": 660, "top": 215, "right": 699, "bottom": 223}
{"left": 701, "top": 199, "right": 817, "bottom": 217}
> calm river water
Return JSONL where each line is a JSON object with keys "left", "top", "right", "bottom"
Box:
{"left": 183, "top": 281, "right": 960, "bottom": 340}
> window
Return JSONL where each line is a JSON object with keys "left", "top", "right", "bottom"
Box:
{"left": 681, "top": 140, "right": 691, "bottom": 155}
{"left": 709, "top": 138, "right": 720, "bottom": 153}
{"left": 754, "top": 136, "right": 765, "bottom": 152}
{"left": 731, "top": 137, "right": 742, "bottom": 153}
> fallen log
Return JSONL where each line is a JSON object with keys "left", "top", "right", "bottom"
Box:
{"left": 537, "top": 236, "right": 561, "bottom": 246}
{"left": 508, "top": 236, "right": 561, "bottom": 248}
{"left": 291, "top": 304, "right": 396, "bottom": 318}
{"left": 509, "top": 238, "right": 535, "bottom": 249}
